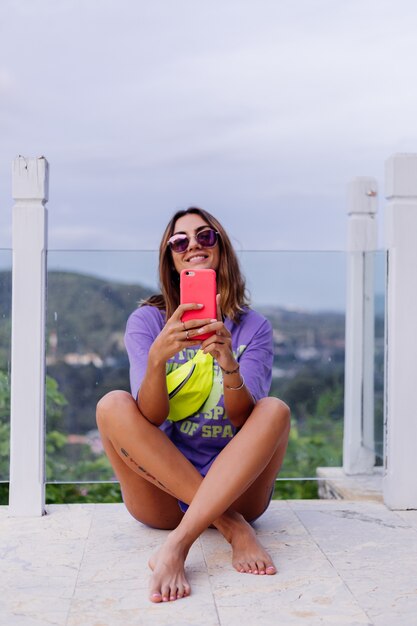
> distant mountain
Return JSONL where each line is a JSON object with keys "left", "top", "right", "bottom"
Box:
{"left": 1, "top": 269, "right": 383, "bottom": 441}
{"left": 1, "top": 268, "right": 384, "bottom": 368}
{"left": 0, "top": 270, "right": 154, "bottom": 360}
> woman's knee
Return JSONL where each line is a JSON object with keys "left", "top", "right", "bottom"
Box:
{"left": 96, "top": 390, "right": 134, "bottom": 430}
{"left": 124, "top": 501, "right": 180, "bottom": 530}
{"left": 256, "top": 396, "right": 291, "bottom": 432}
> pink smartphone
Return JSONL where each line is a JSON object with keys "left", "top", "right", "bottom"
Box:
{"left": 180, "top": 268, "right": 217, "bottom": 340}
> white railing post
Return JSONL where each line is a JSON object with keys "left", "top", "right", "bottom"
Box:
{"left": 9, "top": 156, "right": 49, "bottom": 516}
{"left": 343, "top": 177, "right": 377, "bottom": 474}
{"left": 384, "top": 154, "right": 417, "bottom": 509}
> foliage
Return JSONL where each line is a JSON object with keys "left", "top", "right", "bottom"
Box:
{"left": 0, "top": 421, "right": 10, "bottom": 479}
{"left": 273, "top": 415, "right": 343, "bottom": 500}
{"left": 0, "top": 362, "right": 346, "bottom": 503}
{"left": 46, "top": 375, "right": 68, "bottom": 430}
{"left": 0, "top": 371, "right": 11, "bottom": 479}
{"left": 273, "top": 480, "right": 319, "bottom": 500}
{"left": 46, "top": 443, "right": 114, "bottom": 482}
{"left": 46, "top": 482, "right": 122, "bottom": 504}
{"left": 0, "top": 270, "right": 382, "bottom": 504}
{"left": 0, "top": 370, "right": 116, "bottom": 490}
{"left": 271, "top": 361, "right": 344, "bottom": 500}
{"left": 0, "top": 482, "right": 8, "bottom": 505}
{"left": 0, "top": 271, "right": 12, "bottom": 368}
{"left": 47, "top": 361, "right": 130, "bottom": 434}
{"left": 0, "top": 482, "right": 122, "bottom": 506}
{"left": 0, "top": 370, "right": 10, "bottom": 420}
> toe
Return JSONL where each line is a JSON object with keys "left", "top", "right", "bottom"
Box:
{"left": 249, "top": 560, "right": 258, "bottom": 574}
{"left": 161, "top": 583, "right": 170, "bottom": 602}
{"left": 176, "top": 581, "right": 191, "bottom": 599}
{"left": 265, "top": 564, "right": 277, "bottom": 575}
{"left": 172, "top": 584, "right": 181, "bottom": 601}
{"left": 150, "top": 592, "right": 162, "bottom": 603}
{"left": 235, "top": 561, "right": 245, "bottom": 573}
{"left": 175, "top": 582, "right": 187, "bottom": 600}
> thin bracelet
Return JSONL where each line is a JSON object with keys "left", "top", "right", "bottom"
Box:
{"left": 221, "top": 364, "right": 240, "bottom": 375}
{"left": 225, "top": 375, "right": 245, "bottom": 390}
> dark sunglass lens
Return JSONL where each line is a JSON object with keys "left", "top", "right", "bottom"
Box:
{"left": 170, "top": 236, "right": 189, "bottom": 253}
{"left": 197, "top": 229, "right": 217, "bottom": 247}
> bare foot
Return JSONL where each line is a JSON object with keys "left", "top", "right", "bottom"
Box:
{"left": 148, "top": 535, "right": 191, "bottom": 603}
{"left": 215, "top": 510, "right": 277, "bottom": 575}
{"left": 230, "top": 520, "right": 277, "bottom": 575}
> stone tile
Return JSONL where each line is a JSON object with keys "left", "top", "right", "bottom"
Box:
{"left": 0, "top": 598, "right": 70, "bottom": 626}
{"left": 0, "top": 504, "right": 95, "bottom": 626}
{"left": 67, "top": 590, "right": 220, "bottom": 626}
{"left": 200, "top": 506, "right": 371, "bottom": 625}
{"left": 0, "top": 504, "right": 94, "bottom": 543}
{"left": 214, "top": 584, "right": 372, "bottom": 626}
{"left": 67, "top": 560, "right": 218, "bottom": 626}
{"left": 1, "top": 500, "right": 417, "bottom": 625}
{"left": 74, "top": 505, "right": 161, "bottom": 585}
{"left": 290, "top": 501, "right": 417, "bottom": 626}
{"left": 396, "top": 509, "right": 417, "bottom": 532}
{"left": 251, "top": 500, "right": 309, "bottom": 538}
{"left": 67, "top": 513, "right": 218, "bottom": 625}
{"left": 0, "top": 511, "right": 91, "bottom": 596}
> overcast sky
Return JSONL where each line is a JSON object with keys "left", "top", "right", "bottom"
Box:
{"left": 1, "top": 0, "right": 417, "bottom": 254}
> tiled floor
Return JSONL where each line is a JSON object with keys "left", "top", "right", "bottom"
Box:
{"left": 1, "top": 500, "right": 417, "bottom": 626}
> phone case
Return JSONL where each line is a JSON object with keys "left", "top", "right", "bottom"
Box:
{"left": 180, "top": 269, "right": 217, "bottom": 340}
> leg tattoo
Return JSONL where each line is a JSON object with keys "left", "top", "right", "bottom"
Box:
{"left": 120, "top": 448, "right": 174, "bottom": 495}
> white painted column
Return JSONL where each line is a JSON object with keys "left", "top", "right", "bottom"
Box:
{"left": 9, "top": 156, "right": 49, "bottom": 516}
{"left": 343, "top": 177, "right": 377, "bottom": 474}
{"left": 384, "top": 154, "right": 417, "bottom": 509}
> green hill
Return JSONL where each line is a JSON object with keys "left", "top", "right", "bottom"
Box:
{"left": 0, "top": 270, "right": 154, "bottom": 363}
{"left": 46, "top": 271, "right": 153, "bottom": 357}
{"left": 0, "top": 270, "right": 155, "bottom": 434}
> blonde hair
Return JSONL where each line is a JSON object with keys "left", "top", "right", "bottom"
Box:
{"left": 142, "top": 207, "right": 249, "bottom": 322}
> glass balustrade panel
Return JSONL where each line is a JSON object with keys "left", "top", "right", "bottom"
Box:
{"left": 45, "top": 250, "right": 158, "bottom": 484}
{"left": 240, "top": 251, "right": 346, "bottom": 497}
{"left": 45, "top": 250, "right": 349, "bottom": 500}
{"left": 0, "top": 250, "right": 12, "bottom": 482}
{"left": 361, "top": 249, "right": 385, "bottom": 463}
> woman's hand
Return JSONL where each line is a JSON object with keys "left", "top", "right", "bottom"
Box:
{"left": 186, "top": 294, "right": 254, "bottom": 427}
{"left": 148, "top": 303, "right": 214, "bottom": 366}
{"left": 187, "top": 295, "right": 239, "bottom": 373}
{"left": 139, "top": 302, "right": 216, "bottom": 425}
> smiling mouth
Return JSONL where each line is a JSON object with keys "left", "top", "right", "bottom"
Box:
{"left": 187, "top": 254, "right": 208, "bottom": 262}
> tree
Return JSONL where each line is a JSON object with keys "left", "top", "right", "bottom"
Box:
{"left": 0, "top": 370, "right": 116, "bottom": 504}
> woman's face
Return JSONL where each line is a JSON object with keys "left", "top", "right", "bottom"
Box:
{"left": 170, "top": 213, "right": 220, "bottom": 275}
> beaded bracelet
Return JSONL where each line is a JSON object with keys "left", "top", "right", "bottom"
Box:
{"left": 225, "top": 375, "right": 245, "bottom": 391}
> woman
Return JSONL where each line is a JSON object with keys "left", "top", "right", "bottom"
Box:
{"left": 96, "top": 207, "right": 290, "bottom": 603}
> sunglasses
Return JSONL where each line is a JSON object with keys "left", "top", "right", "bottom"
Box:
{"left": 167, "top": 228, "right": 219, "bottom": 254}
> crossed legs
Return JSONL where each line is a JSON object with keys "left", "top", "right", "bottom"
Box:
{"left": 96, "top": 391, "right": 290, "bottom": 602}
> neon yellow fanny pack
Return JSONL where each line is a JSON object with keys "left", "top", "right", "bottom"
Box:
{"left": 166, "top": 350, "right": 214, "bottom": 422}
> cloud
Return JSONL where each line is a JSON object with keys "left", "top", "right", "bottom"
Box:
{"left": 1, "top": 0, "right": 417, "bottom": 251}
